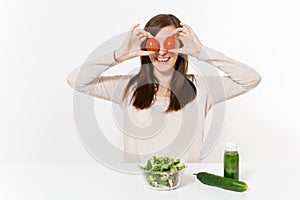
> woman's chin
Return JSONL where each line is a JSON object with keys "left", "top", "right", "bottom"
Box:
{"left": 153, "top": 64, "right": 174, "bottom": 73}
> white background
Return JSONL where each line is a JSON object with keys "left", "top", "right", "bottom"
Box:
{"left": 1, "top": 0, "right": 300, "bottom": 165}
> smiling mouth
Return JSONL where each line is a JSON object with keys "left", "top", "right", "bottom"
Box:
{"left": 156, "top": 57, "right": 170, "bottom": 63}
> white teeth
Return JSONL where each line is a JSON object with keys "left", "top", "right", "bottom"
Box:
{"left": 157, "top": 57, "right": 169, "bottom": 62}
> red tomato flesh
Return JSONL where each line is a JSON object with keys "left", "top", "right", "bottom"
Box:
{"left": 146, "top": 38, "right": 159, "bottom": 52}
{"left": 164, "top": 36, "right": 176, "bottom": 50}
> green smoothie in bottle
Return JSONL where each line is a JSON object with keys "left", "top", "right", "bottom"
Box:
{"left": 224, "top": 142, "right": 239, "bottom": 180}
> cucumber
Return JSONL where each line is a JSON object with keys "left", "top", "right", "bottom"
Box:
{"left": 194, "top": 172, "right": 248, "bottom": 192}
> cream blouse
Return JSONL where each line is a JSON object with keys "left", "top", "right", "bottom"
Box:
{"left": 66, "top": 46, "right": 261, "bottom": 163}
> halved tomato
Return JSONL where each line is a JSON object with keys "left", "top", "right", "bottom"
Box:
{"left": 164, "top": 36, "right": 176, "bottom": 50}
{"left": 146, "top": 38, "right": 159, "bottom": 52}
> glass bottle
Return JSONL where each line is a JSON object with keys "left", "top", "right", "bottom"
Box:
{"left": 224, "top": 142, "right": 239, "bottom": 180}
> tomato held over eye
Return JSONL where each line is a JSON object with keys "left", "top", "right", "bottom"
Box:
{"left": 146, "top": 38, "right": 159, "bottom": 52}
{"left": 164, "top": 36, "right": 176, "bottom": 50}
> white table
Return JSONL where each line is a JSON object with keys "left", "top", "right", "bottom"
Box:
{"left": 0, "top": 162, "right": 299, "bottom": 200}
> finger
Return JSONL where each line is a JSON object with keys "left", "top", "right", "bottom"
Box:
{"left": 145, "top": 31, "right": 154, "bottom": 38}
{"left": 182, "top": 27, "right": 190, "bottom": 35}
{"left": 167, "top": 48, "right": 178, "bottom": 54}
{"left": 180, "top": 22, "right": 192, "bottom": 34}
{"left": 135, "top": 29, "right": 145, "bottom": 35}
{"left": 134, "top": 29, "right": 143, "bottom": 36}
{"left": 168, "top": 47, "right": 184, "bottom": 54}
{"left": 172, "top": 28, "right": 183, "bottom": 33}
{"left": 137, "top": 30, "right": 154, "bottom": 40}
{"left": 178, "top": 34, "right": 196, "bottom": 45}
{"left": 178, "top": 32, "right": 188, "bottom": 38}
{"left": 180, "top": 22, "right": 192, "bottom": 31}
{"left": 140, "top": 36, "right": 147, "bottom": 42}
{"left": 130, "top": 23, "right": 140, "bottom": 31}
{"left": 177, "top": 27, "right": 189, "bottom": 36}
{"left": 180, "top": 22, "right": 199, "bottom": 39}
{"left": 137, "top": 29, "right": 151, "bottom": 36}
{"left": 136, "top": 32, "right": 145, "bottom": 39}
{"left": 171, "top": 28, "right": 183, "bottom": 36}
{"left": 138, "top": 50, "right": 156, "bottom": 56}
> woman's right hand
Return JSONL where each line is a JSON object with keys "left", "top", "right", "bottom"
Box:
{"left": 114, "top": 23, "right": 155, "bottom": 62}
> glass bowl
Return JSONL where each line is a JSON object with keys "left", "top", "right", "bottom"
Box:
{"left": 140, "top": 166, "right": 187, "bottom": 191}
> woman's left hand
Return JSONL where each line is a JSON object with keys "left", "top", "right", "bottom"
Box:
{"left": 169, "top": 22, "right": 203, "bottom": 58}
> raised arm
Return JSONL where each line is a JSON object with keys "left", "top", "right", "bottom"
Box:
{"left": 66, "top": 51, "right": 128, "bottom": 103}
{"left": 196, "top": 46, "right": 261, "bottom": 107}
{"left": 66, "top": 24, "right": 154, "bottom": 103}
{"left": 170, "top": 22, "right": 261, "bottom": 108}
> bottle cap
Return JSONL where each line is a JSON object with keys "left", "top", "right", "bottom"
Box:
{"left": 225, "top": 142, "right": 238, "bottom": 151}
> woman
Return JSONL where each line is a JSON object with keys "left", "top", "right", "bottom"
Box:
{"left": 66, "top": 14, "right": 261, "bottom": 163}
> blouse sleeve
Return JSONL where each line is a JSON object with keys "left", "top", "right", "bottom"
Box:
{"left": 195, "top": 46, "right": 261, "bottom": 110}
{"left": 66, "top": 51, "right": 130, "bottom": 104}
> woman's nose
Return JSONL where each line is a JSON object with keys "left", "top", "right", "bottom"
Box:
{"left": 158, "top": 47, "right": 167, "bottom": 55}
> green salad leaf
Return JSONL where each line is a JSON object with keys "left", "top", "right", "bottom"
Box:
{"left": 140, "top": 156, "right": 185, "bottom": 172}
{"left": 140, "top": 156, "right": 186, "bottom": 189}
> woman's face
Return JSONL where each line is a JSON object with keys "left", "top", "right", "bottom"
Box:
{"left": 148, "top": 25, "right": 179, "bottom": 72}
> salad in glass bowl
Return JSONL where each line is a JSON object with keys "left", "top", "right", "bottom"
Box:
{"left": 139, "top": 156, "right": 186, "bottom": 190}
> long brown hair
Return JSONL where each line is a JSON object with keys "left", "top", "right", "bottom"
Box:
{"left": 123, "top": 14, "right": 197, "bottom": 112}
